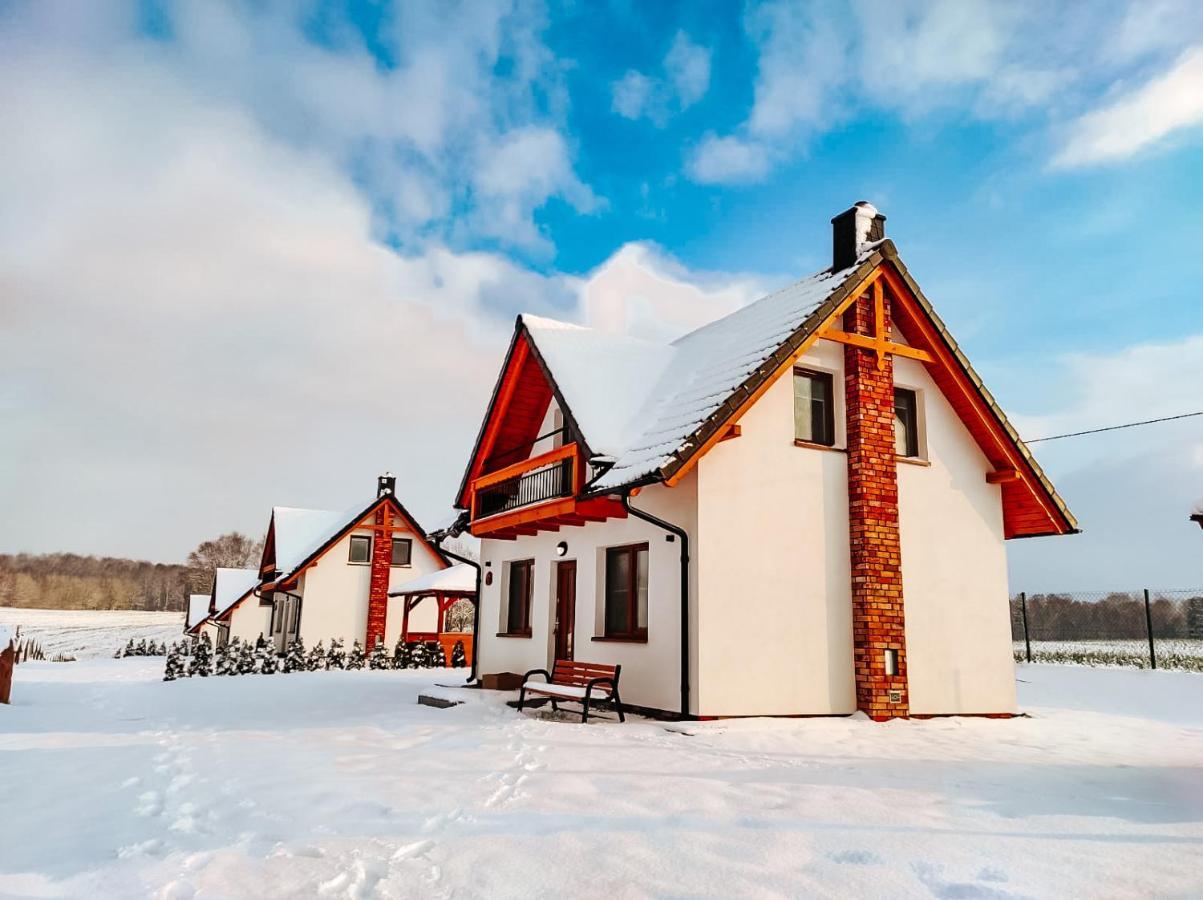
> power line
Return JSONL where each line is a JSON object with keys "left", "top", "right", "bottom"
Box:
{"left": 1027, "top": 410, "right": 1203, "bottom": 443}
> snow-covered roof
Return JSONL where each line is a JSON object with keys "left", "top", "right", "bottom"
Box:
{"left": 388, "top": 562, "right": 477, "bottom": 596}
{"left": 186, "top": 594, "right": 211, "bottom": 630}
{"left": 521, "top": 249, "right": 873, "bottom": 490}
{"left": 213, "top": 568, "right": 261, "bottom": 616}
{"left": 1192, "top": 499, "right": 1203, "bottom": 519}
{"left": 271, "top": 504, "right": 364, "bottom": 579}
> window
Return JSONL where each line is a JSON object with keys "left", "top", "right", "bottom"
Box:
{"left": 793, "top": 368, "right": 835, "bottom": 446}
{"left": 894, "top": 388, "right": 920, "bottom": 458}
{"left": 604, "top": 543, "right": 649, "bottom": 640}
{"left": 390, "top": 537, "right": 412, "bottom": 567}
{"left": 348, "top": 535, "right": 371, "bottom": 564}
{"left": 504, "top": 559, "right": 533, "bottom": 635}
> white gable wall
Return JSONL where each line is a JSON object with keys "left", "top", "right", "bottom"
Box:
{"left": 227, "top": 595, "right": 271, "bottom": 644}
{"left": 477, "top": 474, "right": 698, "bottom": 714}
{"left": 694, "top": 339, "right": 856, "bottom": 716}
{"left": 893, "top": 355, "right": 1016, "bottom": 714}
{"left": 293, "top": 520, "right": 444, "bottom": 650}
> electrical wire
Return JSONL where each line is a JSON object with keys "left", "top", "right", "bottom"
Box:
{"left": 1027, "top": 410, "right": 1203, "bottom": 443}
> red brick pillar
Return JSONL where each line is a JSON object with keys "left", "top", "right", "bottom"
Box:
{"left": 843, "top": 285, "right": 908, "bottom": 720}
{"left": 366, "top": 506, "right": 392, "bottom": 648}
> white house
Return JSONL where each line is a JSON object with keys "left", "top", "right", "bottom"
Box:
{"left": 454, "top": 202, "right": 1077, "bottom": 720}
{"left": 210, "top": 568, "right": 267, "bottom": 645}
{"left": 185, "top": 593, "right": 215, "bottom": 640}
{"left": 257, "top": 475, "right": 455, "bottom": 653}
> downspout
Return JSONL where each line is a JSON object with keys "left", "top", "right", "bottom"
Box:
{"left": 432, "top": 533, "right": 483, "bottom": 685}
{"left": 621, "top": 490, "right": 690, "bottom": 720}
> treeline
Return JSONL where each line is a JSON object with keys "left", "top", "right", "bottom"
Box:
{"left": 1011, "top": 592, "right": 1203, "bottom": 641}
{"left": 0, "top": 553, "right": 190, "bottom": 612}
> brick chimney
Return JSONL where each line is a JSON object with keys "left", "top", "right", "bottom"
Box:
{"left": 831, "top": 201, "right": 886, "bottom": 271}
{"left": 836, "top": 201, "right": 907, "bottom": 720}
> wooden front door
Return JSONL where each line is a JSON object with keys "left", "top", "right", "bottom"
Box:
{"left": 553, "top": 560, "right": 577, "bottom": 661}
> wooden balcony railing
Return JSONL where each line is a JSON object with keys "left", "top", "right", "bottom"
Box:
{"left": 470, "top": 443, "right": 583, "bottom": 526}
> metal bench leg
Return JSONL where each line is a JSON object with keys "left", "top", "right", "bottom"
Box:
{"left": 517, "top": 685, "right": 527, "bottom": 713}
{"left": 581, "top": 693, "right": 590, "bottom": 724}
{"left": 550, "top": 698, "right": 558, "bottom": 713}
{"left": 611, "top": 689, "right": 625, "bottom": 723}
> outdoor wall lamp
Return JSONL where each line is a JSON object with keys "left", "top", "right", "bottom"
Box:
{"left": 555, "top": 541, "right": 568, "bottom": 557}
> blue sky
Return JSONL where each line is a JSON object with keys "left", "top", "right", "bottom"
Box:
{"left": 1, "top": 0, "right": 1202, "bottom": 589}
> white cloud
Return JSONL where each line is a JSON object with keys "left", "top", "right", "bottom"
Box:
{"left": 610, "top": 30, "right": 711, "bottom": 126}
{"left": 1054, "top": 47, "right": 1203, "bottom": 167}
{"left": 686, "top": 135, "right": 772, "bottom": 184}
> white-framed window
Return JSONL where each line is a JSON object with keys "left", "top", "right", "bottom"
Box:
{"left": 390, "top": 537, "right": 412, "bottom": 567}
{"left": 794, "top": 367, "right": 836, "bottom": 446}
{"left": 894, "top": 387, "right": 923, "bottom": 459}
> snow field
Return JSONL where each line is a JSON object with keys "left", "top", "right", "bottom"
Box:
{"left": 0, "top": 606, "right": 183, "bottom": 660}
{"left": 1013, "top": 638, "right": 1203, "bottom": 671}
{"left": 1, "top": 660, "right": 1200, "bottom": 898}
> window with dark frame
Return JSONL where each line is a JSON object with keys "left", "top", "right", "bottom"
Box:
{"left": 793, "top": 368, "right": 835, "bottom": 446}
{"left": 504, "top": 559, "right": 534, "bottom": 635}
{"left": 390, "top": 537, "right": 412, "bottom": 566}
{"left": 604, "top": 543, "right": 649, "bottom": 640}
{"left": 894, "top": 388, "right": 920, "bottom": 458}
{"left": 348, "top": 535, "right": 371, "bottom": 564}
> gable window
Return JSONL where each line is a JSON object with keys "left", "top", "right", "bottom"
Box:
{"left": 390, "top": 537, "right": 413, "bottom": 567}
{"left": 793, "top": 368, "right": 835, "bottom": 446}
{"left": 894, "top": 388, "right": 920, "bottom": 458}
{"left": 348, "top": 535, "right": 371, "bottom": 564}
{"left": 503, "top": 559, "right": 533, "bottom": 636}
{"left": 604, "top": 543, "right": 649, "bottom": 640}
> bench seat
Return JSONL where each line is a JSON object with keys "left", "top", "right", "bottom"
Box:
{"left": 517, "top": 659, "right": 625, "bottom": 723}
{"left": 523, "top": 680, "right": 611, "bottom": 700}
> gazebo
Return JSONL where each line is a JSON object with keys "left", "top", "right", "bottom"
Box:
{"left": 389, "top": 563, "right": 478, "bottom": 666}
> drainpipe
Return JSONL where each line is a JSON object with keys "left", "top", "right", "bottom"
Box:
{"left": 621, "top": 490, "right": 690, "bottom": 720}
{"left": 432, "top": 531, "right": 483, "bottom": 685}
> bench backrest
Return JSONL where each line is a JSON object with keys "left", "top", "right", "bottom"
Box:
{"left": 551, "top": 659, "right": 619, "bottom": 687}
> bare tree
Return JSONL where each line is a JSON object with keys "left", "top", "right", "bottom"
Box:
{"left": 186, "top": 533, "right": 263, "bottom": 594}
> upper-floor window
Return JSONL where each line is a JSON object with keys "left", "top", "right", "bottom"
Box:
{"left": 503, "top": 559, "right": 534, "bottom": 636}
{"left": 348, "top": 535, "right": 371, "bottom": 564}
{"left": 793, "top": 367, "right": 835, "bottom": 446}
{"left": 894, "top": 388, "right": 920, "bottom": 458}
{"left": 390, "top": 537, "right": 412, "bottom": 567}
{"left": 604, "top": 543, "right": 649, "bottom": 640}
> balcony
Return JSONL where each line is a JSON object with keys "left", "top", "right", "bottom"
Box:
{"left": 468, "top": 442, "right": 625, "bottom": 538}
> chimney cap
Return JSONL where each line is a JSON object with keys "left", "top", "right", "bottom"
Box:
{"left": 831, "top": 201, "right": 886, "bottom": 270}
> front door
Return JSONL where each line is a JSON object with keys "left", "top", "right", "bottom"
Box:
{"left": 553, "top": 560, "right": 577, "bottom": 661}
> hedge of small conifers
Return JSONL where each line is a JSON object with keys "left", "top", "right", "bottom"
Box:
{"left": 164, "top": 632, "right": 467, "bottom": 680}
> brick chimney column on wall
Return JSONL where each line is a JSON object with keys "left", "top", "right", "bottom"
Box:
{"left": 366, "top": 504, "right": 392, "bottom": 648}
{"left": 836, "top": 202, "right": 908, "bottom": 721}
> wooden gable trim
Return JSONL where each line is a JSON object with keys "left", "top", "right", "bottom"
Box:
{"left": 455, "top": 318, "right": 593, "bottom": 509}
{"left": 259, "top": 514, "right": 277, "bottom": 577}
{"left": 274, "top": 495, "right": 450, "bottom": 591}
{"left": 656, "top": 243, "right": 1075, "bottom": 539}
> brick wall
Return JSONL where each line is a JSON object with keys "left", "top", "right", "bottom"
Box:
{"left": 366, "top": 506, "right": 392, "bottom": 648}
{"left": 843, "top": 285, "right": 909, "bottom": 720}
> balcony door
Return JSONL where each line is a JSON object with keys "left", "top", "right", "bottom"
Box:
{"left": 553, "top": 560, "right": 577, "bottom": 662}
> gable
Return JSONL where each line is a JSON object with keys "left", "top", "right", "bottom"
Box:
{"left": 656, "top": 247, "right": 1075, "bottom": 539}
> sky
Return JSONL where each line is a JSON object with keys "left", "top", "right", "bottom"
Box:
{"left": 1, "top": 0, "right": 1202, "bottom": 591}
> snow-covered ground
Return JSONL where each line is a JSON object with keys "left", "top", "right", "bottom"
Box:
{"left": 1, "top": 661, "right": 1200, "bottom": 898}
{"left": 1013, "top": 638, "right": 1203, "bottom": 672}
{"left": 0, "top": 607, "right": 183, "bottom": 659}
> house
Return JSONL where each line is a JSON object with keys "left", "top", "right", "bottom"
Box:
{"left": 257, "top": 474, "right": 457, "bottom": 653}
{"left": 209, "top": 567, "right": 266, "bottom": 646}
{"left": 455, "top": 202, "right": 1077, "bottom": 720}
{"left": 185, "top": 593, "right": 216, "bottom": 640}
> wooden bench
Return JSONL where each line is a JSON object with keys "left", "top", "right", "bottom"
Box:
{"left": 517, "top": 660, "right": 625, "bottom": 723}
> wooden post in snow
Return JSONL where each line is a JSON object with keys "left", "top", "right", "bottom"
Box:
{"left": 0, "top": 637, "right": 14, "bottom": 705}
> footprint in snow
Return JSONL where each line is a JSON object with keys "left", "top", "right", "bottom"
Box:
{"left": 829, "top": 849, "right": 881, "bottom": 865}
{"left": 135, "top": 791, "right": 162, "bottom": 817}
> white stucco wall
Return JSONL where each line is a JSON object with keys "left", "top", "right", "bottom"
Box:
{"left": 695, "top": 339, "right": 856, "bottom": 716}
{"left": 477, "top": 474, "right": 698, "bottom": 714}
{"left": 893, "top": 355, "right": 1016, "bottom": 715}
{"left": 227, "top": 595, "right": 272, "bottom": 644}
{"left": 296, "top": 519, "right": 446, "bottom": 649}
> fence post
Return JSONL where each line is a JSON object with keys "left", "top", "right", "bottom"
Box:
{"left": 1143, "top": 588, "right": 1156, "bottom": 670}
{"left": 1020, "top": 591, "right": 1031, "bottom": 663}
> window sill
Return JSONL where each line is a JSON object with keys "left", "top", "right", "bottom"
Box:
{"left": 591, "top": 635, "right": 648, "bottom": 644}
{"left": 389, "top": 564, "right": 413, "bottom": 568}
{"left": 793, "top": 439, "right": 846, "bottom": 453}
{"left": 896, "top": 455, "right": 931, "bottom": 467}
{"left": 348, "top": 561, "right": 372, "bottom": 566}
{"left": 496, "top": 631, "right": 532, "bottom": 639}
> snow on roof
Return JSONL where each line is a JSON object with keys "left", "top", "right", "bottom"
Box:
{"left": 186, "top": 594, "right": 211, "bottom": 629}
{"left": 388, "top": 562, "right": 477, "bottom": 596}
{"left": 213, "top": 568, "right": 261, "bottom": 616}
{"left": 521, "top": 251, "right": 870, "bottom": 491}
{"left": 272, "top": 504, "right": 365, "bottom": 579}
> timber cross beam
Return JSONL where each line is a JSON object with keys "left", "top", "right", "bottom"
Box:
{"left": 821, "top": 279, "right": 933, "bottom": 368}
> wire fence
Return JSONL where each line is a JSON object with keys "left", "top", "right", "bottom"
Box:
{"left": 1010, "top": 589, "right": 1203, "bottom": 672}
